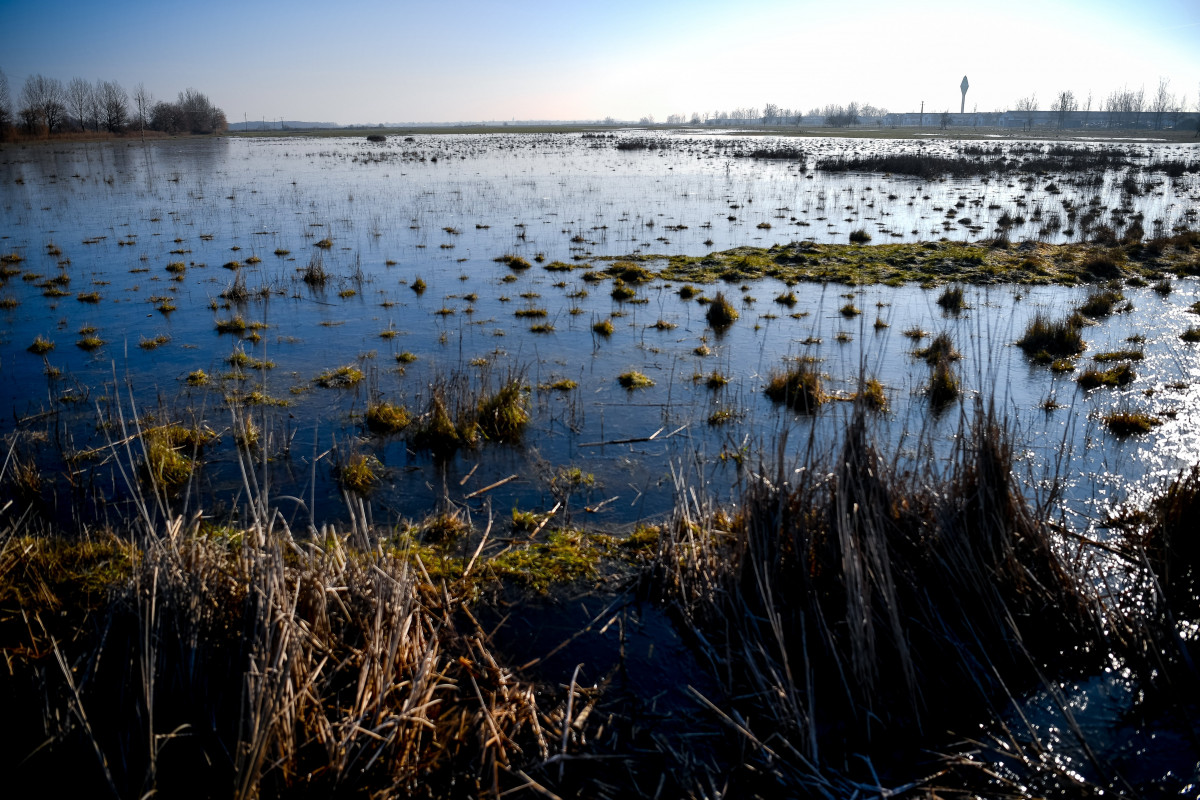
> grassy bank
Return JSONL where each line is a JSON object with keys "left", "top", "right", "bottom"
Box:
{"left": 574, "top": 232, "right": 1200, "bottom": 287}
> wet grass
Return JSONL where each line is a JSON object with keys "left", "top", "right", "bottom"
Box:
{"left": 1103, "top": 409, "right": 1162, "bottom": 435}
{"left": 314, "top": 365, "right": 365, "bottom": 388}
{"left": 0, "top": 515, "right": 559, "bottom": 798}
{"left": 617, "top": 371, "right": 654, "bottom": 389}
{"left": 764, "top": 361, "right": 825, "bottom": 412}
{"left": 1016, "top": 312, "right": 1085, "bottom": 358}
{"left": 1077, "top": 361, "right": 1136, "bottom": 389}
{"left": 650, "top": 405, "right": 1112, "bottom": 791}
{"left": 705, "top": 291, "right": 738, "bottom": 328}
{"left": 365, "top": 400, "right": 411, "bottom": 434}
{"left": 476, "top": 376, "right": 530, "bottom": 442}
{"left": 581, "top": 236, "right": 1199, "bottom": 289}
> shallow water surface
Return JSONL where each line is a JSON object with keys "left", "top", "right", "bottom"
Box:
{"left": 1, "top": 134, "right": 1198, "bottom": 532}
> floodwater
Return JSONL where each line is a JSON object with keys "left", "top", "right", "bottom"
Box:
{"left": 1, "top": 132, "right": 1198, "bottom": 533}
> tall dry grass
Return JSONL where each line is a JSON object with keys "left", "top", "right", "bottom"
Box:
{"left": 0, "top": 408, "right": 563, "bottom": 798}
{"left": 650, "top": 401, "right": 1109, "bottom": 792}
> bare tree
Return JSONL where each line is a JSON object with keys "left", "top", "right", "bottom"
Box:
{"left": 87, "top": 80, "right": 105, "bottom": 131}
{"left": 1130, "top": 85, "right": 1145, "bottom": 128}
{"left": 176, "top": 87, "right": 226, "bottom": 133}
{"left": 1014, "top": 94, "right": 1037, "bottom": 131}
{"left": 20, "top": 74, "right": 66, "bottom": 134}
{"left": 763, "top": 102, "right": 779, "bottom": 124}
{"left": 97, "top": 80, "right": 127, "bottom": 132}
{"left": 132, "top": 83, "right": 152, "bottom": 138}
{"left": 0, "top": 68, "right": 11, "bottom": 134}
{"left": 66, "top": 77, "right": 93, "bottom": 131}
{"left": 1150, "top": 77, "right": 1173, "bottom": 130}
{"left": 1052, "top": 89, "right": 1077, "bottom": 129}
{"left": 822, "top": 103, "right": 860, "bottom": 127}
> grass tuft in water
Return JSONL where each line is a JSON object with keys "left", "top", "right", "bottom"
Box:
{"left": 1103, "top": 409, "right": 1162, "bottom": 435}
{"left": 366, "top": 401, "right": 412, "bottom": 434}
{"left": 913, "top": 332, "right": 960, "bottom": 365}
{"left": 1076, "top": 361, "right": 1136, "bottom": 389}
{"left": 477, "top": 377, "right": 529, "bottom": 442}
{"left": 1017, "top": 312, "right": 1085, "bottom": 357}
{"left": 936, "top": 285, "right": 966, "bottom": 312}
{"left": 315, "top": 365, "right": 365, "bottom": 388}
{"left": 764, "top": 362, "right": 825, "bottom": 412}
{"left": 618, "top": 371, "right": 654, "bottom": 389}
{"left": 1078, "top": 287, "right": 1124, "bottom": 318}
{"left": 705, "top": 291, "right": 738, "bottom": 329}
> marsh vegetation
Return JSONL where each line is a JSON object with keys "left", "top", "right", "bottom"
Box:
{"left": 1, "top": 130, "right": 1199, "bottom": 797}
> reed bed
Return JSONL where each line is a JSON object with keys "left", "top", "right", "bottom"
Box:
{"left": 0, "top": 506, "right": 560, "bottom": 798}
{"left": 649, "top": 402, "right": 1112, "bottom": 793}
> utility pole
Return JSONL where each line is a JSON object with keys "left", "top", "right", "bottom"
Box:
{"left": 920, "top": 100, "right": 924, "bottom": 128}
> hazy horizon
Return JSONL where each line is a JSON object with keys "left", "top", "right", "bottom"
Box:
{"left": 2, "top": 0, "right": 1197, "bottom": 126}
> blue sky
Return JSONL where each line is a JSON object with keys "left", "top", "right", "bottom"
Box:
{"left": 2, "top": 0, "right": 1197, "bottom": 123}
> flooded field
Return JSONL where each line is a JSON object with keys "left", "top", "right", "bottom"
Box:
{"left": 1, "top": 132, "right": 1199, "bottom": 531}
{"left": 3, "top": 131, "right": 1200, "bottom": 797}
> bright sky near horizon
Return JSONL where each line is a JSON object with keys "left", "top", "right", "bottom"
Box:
{"left": 1, "top": 0, "right": 1197, "bottom": 124}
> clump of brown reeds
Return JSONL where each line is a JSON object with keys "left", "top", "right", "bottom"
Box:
{"left": 0, "top": 513, "right": 555, "bottom": 797}
{"left": 705, "top": 291, "right": 738, "bottom": 329}
{"left": 764, "top": 361, "right": 825, "bottom": 412}
{"left": 1016, "top": 311, "right": 1085, "bottom": 358}
{"left": 651, "top": 403, "right": 1104, "bottom": 787}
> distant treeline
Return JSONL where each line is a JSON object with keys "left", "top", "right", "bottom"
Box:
{"left": 659, "top": 102, "right": 889, "bottom": 128}
{"left": 0, "top": 68, "right": 227, "bottom": 139}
